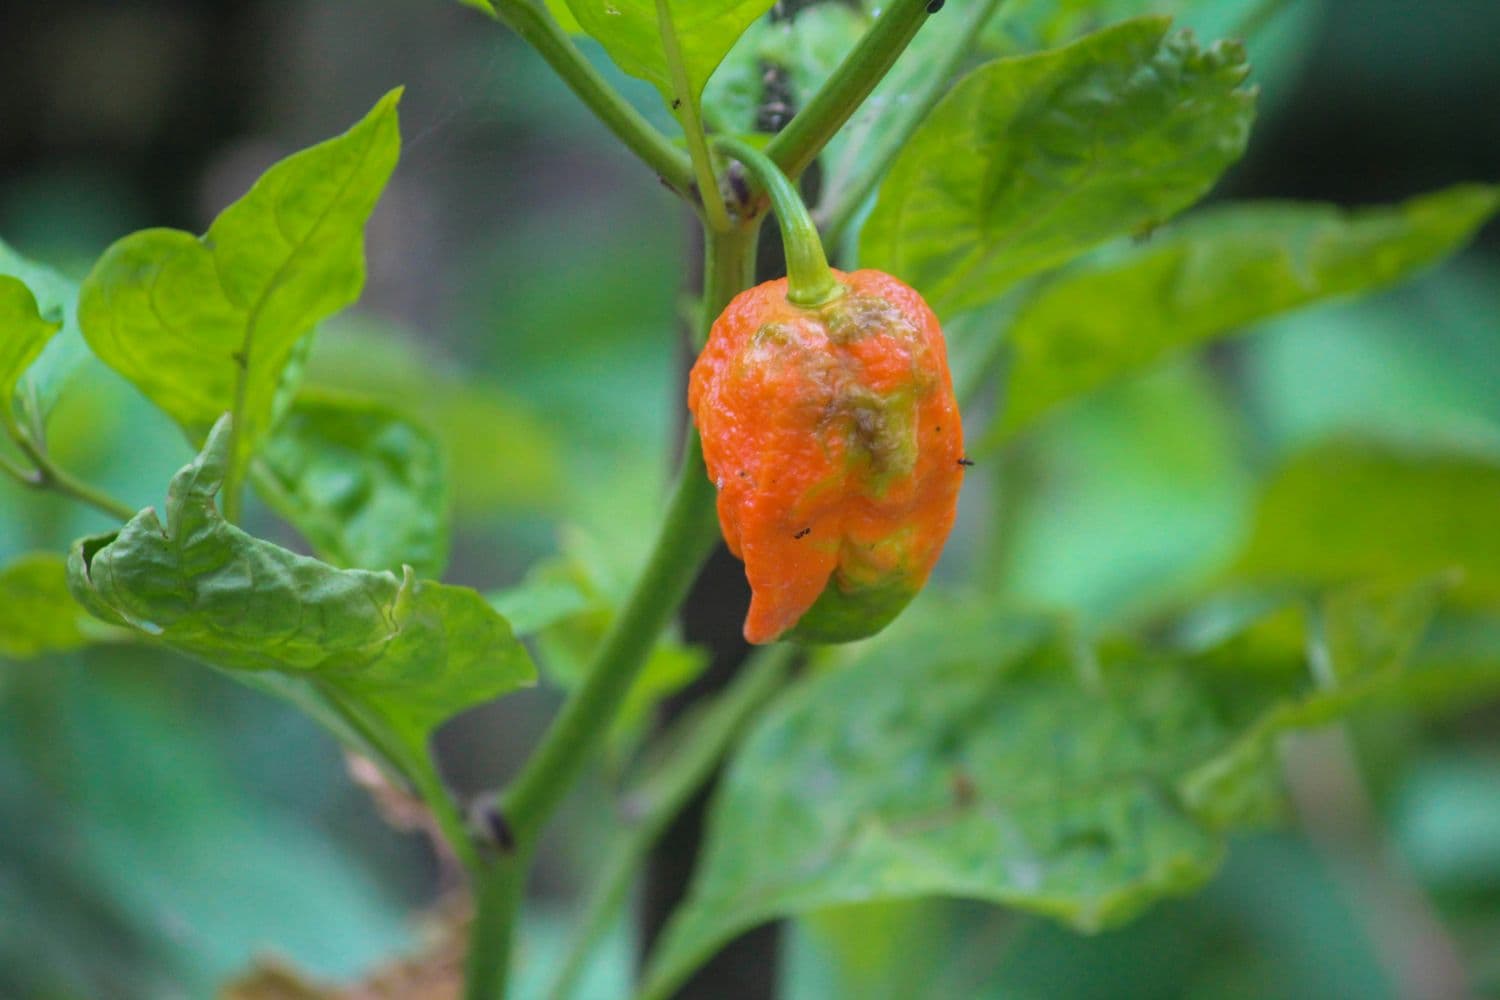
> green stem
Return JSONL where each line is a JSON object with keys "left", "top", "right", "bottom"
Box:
{"left": 0, "top": 448, "right": 34, "bottom": 486}
{"left": 466, "top": 847, "right": 529, "bottom": 1000}
{"left": 821, "top": 0, "right": 1004, "bottom": 248}
{"left": 716, "top": 137, "right": 839, "bottom": 307}
{"left": 222, "top": 383, "right": 250, "bottom": 524}
{"left": 764, "top": 0, "right": 937, "bottom": 183}
{"left": 655, "top": 0, "right": 732, "bottom": 232}
{"left": 501, "top": 433, "right": 722, "bottom": 834}
{"left": 697, "top": 222, "right": 753, "bottom": 347}
{"left": 486, "top": 0, "right": 694, "bottom": 196}
{"left": 309, "top": 677, "right": 482, "bottom": 874}
{"left": 544, "top": 645, "right": 795, "bottom": 1000}
{"left": 463, "top": 224, "right": 757, "bottom": 1000}
{"left": 5, "top": 425, "right": 135, "bottom": 522}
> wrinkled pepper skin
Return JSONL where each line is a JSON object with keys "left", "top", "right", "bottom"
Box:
{"left": 688, "top": 269, "right": 964, "bottom": 645}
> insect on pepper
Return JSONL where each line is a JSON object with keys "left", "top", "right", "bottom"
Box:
{"left": 689, "top": 139, "right": 965, "bottom": 645}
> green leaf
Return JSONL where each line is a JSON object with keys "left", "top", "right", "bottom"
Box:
{"left": 987, "top": 0, "right": 1268, "bottom": 53}
{"left": 994, "top": 185, "right": 1500, "bottom": 437}
{"left": 0, "top": 552, "right": 104, "bottom": 659}
{"left": 546, "top": 0, "right": 584, "bottom": 33}
{"left": 488, "top": 574, "right": 593, "bottom": 638}
{"left": 861, "top": 17, "right": 1255, "bottom": 318}
{"left": 1240, "top": 261, "right": 1500, "bottom": 456}
{"left": 1234, "top": 439, "right": 1500, "bottom": 608}
{"left": 647, "top": 581, "right": 1500, "bottom": 992}
{"left": 77, "top": 89, "right": 402, "bottom": 488}
{"left": 0, "top": 238, "right": 87, "bottom": 440}
{"left": 0, "top": 276, "right": 60, "bottom": 424}
{"left": 253, "top": 391, "right": 450, "bottom": 578}
{"left": 1164, "top": 577, "right": 1497, "bottom": 836}
{"left": 563, "top": 0, "right": 775, "bottom": 109}
{"left": 1179, "top": 619, "right": 1500, "bottom": 831}
{"left": 642, "top": 606, "right": 1237, "bottom": 995}
{"left": 66, "top": 416, "right": 534, "bottom": 765}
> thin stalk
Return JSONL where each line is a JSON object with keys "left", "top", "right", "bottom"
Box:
{"left": 222, "top": 376, "right": 250, "bottom": 524}
{"left": 697, "top": 222, "right": 755, "bottom": 347}
{"left": 500, "top": 432, "right": 722, "bottom": 835}
{"left": 716, "top": 137, "right": 838, "bottom": 307}
{"left": 544, "top": 645, "right": 796, "bottom": 1000}
{"left": 486, "top": 0, "right": 694, "bottom": 195}
{"left": 764, "top": 0, "right": 937, "bottom": 183}
{"left": 0, "top": 449, "right": 34, "bottom": 486}
{"left": 6, "top": 427, "right": 135, "bottom": 522}
{"left": 466, "top": 846, "right": 529, "bottom": 1000}
{"left": 821, "top": 0, "right": 1003, "bottom": 248}
{"left": 655, "top": 0, "right": 732, "bottom": 232}
{"left": 309, "top": 677, "right": 482, "bottom": 874}
{"left": 464, "top": 224, "right": 757, "bottom": 1000}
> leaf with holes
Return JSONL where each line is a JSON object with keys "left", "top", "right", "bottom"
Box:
{"left": 641, "top": 604, "right": 1244, "bottom": 996}
{"left": 646, "top": 581, "right": 1500, "bottom": 994}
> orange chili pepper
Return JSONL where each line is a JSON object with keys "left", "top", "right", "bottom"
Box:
{"left": 689, "top": 268, "right": 964, "bottom": 644}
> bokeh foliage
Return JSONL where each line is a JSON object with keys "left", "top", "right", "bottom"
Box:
{"left": 2, "top": 0, "right": 1499, "bottom": 996}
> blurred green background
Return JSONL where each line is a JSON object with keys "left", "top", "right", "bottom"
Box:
{"left": 1, "top": 1, "right": 1498, "bottom": 997}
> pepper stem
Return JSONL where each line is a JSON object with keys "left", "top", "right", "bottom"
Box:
{"left": 715, "top": 136, "right": 841, "bottom": 308}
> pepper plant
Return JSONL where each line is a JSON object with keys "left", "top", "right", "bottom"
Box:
{"left": 3, "top": 0, "right": 1499, "bottom": 997}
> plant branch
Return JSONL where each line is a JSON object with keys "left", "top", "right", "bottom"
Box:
{"left": 221, "top": 380, "right": 250, "bottom": 524}
{"left": 466, "top": 847, "right": 529, "bottom": 1000}
{"left": 485, "top": 0, "right": 695, "bottom": 196}
{"left": 464, "top": 224, "right": 758, "bottom": 999}
{"left": 716, "top": 137, "right": 838, "bottom": 306}
{"left": 544, "top": 644, "right": 796, "bottom": 1000}
{"left": 655, "top": 0, "right": 732, "bottom": 232}
{"left": 764, "top": 0, "right": 938, "bottom": 183}
{"left": 820, "top": 0, "right": 1004, "bottom": 248}
{"left": 500, "top": 432, "right": 723, "bottom": 836}
{"left": 3, "top": 423, "right": 135, "bottom": 522}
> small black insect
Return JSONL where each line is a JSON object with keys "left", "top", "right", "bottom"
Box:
{"left": 728, "top": 167, "right": 752, "bottom": 206}
{"left": 472, "top": 803, "right": 516, "bottom": 854}
{"left": 794, "top": 527, "right": 810, "bottom": 539}
{"left": 671, "top": 98, "right": 682, "bottom": 110}
{"left": 957, "top": 458, "right": 975, "bottom": 467}
{"left": 926, "top": 0, "right": 946, "bottom": 12}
